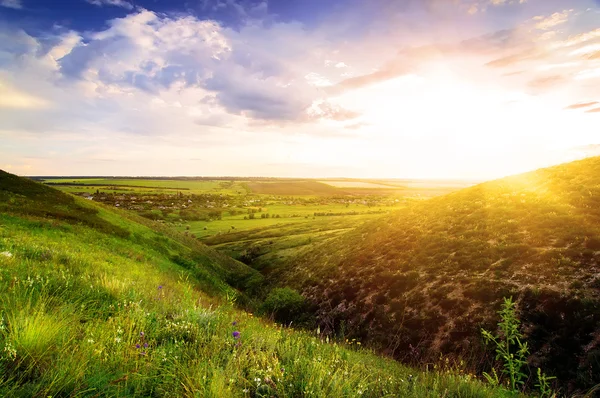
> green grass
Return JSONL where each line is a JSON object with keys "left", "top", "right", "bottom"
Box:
{"left": 200, "top": 217, "right": 371, "bottom": 282}
{"left": 180, "top": 213, "right": 378, "bottom": 239}
{"left": 0, "top": 170, "right": 516, "bottom": 397}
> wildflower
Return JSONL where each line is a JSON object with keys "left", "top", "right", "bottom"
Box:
{"left": 114, "top": 337, "right": 122, "bottom": 343}
{"left": 158, "top": 285, "right": 163, "bottom": 289}
{"left": 232, "top": 321, "right": 237, "bottom": 326}
{"left": 140, "top": 351, "right": 146, "bottom": 356}
{"left": 144, "top": 343, "right": 148, "bottom": 348}
{"left": 140, "top": 331, "right": 145, "bottom": 337}
{"left": 232, "top": 331, "right": 241, "bottom": 339}
{"left": 136, "top": 344, "right": 141, "bottom": 349}
{"left": 3, "top": 342, "right": 17, "bottom": 360}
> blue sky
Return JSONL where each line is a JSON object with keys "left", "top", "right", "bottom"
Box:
{"left": 1, "top": 0, "right": 600, "bottom": 178}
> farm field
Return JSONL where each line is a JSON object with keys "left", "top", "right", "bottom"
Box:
{"left": 317, "top": 180, "right": 397, "bottom": 189}
{"left": 41, "top": 178, "right": 250, "bottom": 195}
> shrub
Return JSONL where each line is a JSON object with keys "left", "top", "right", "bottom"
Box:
{"left": 260, "top": 288, "right": 306, "bottom": 324}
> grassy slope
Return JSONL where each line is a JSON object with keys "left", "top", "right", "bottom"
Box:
{"left": 0, "top": 171, "right": 511, "bottom": 397}
{"left": 282, "top": 157, "right": 600, "bottom": 393}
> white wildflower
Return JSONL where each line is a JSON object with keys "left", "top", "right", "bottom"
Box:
{"left": 3, "top": 342, "right": 17, "bottom": 360}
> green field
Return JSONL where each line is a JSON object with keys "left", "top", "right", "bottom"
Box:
{"left": 182, "top": 207, "right": 395, "bottom": 239}
{"left": 42, "top": 178, "right": 250, "bottom": 195}
{"left": 41, "top": 178, "right": 420, "bottom": 256}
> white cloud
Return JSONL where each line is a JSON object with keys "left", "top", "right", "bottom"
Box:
{"left": 52, "top": 10, "right": 331, "bottom": 121}
{"left": 466, "top": 0, "right": 527, "bottom": 14}
{"left": 534, "top": 10, "right": 572, "bottom": 31}
{"left": 86, "top": 0, "right": 134, "bottom": 10}
{"left": 0, "top": 82, "right": 49, "bottom": 109}
{"left": 0, "top": 0, "right": 21, "bottom": 9}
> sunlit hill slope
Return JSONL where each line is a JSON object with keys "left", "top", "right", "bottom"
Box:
{"left": 282, "top": 156, "right": 600, "bottom": 393}
{"left": 0, "top": 170, "right": 510, "bottom": 397}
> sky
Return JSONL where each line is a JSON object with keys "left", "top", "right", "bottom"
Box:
{"left": 1, "top": 0, "right": 599, "bottom": 179}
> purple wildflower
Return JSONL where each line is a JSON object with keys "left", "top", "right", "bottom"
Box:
{"left": 140, "top": 351, "right": 146, "bottom": 356}
{"left": 136, "top": 344, "right": 141, "bottom": 349}
{"left": 232, "top": 331, "right": 241, "bottom": 339}
{"left": 140, "top": 331, "right": 144, "bottom": 337}
{"left": 232, "top": 321, "right": 237, "bottom": 326}
{"left": 158, "top": 285, "right": 163, "bottom": 290}
{"left": 144, "top": 342, "right": 148, "bottom": 348}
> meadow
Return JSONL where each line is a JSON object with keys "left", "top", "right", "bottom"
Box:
{"left": 30, "top": 169, "right": 600, "bottom": 395}
{"left": 0, "top": 170, "right": 514, "bottom": 397}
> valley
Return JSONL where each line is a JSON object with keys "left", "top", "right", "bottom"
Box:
{"left": 4, "top": 158, "right": 600, "bottom": 396}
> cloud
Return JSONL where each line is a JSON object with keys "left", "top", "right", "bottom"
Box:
{"left": 533, "top": 10, "right": 572, "bottom": 30}
{"left": 86, "top": 0, "right": 134, "bottom": 10}
{"left": 329, "top": 29, "right": 522, "bottom": 93}
{"left": 54, "top": 10, "right": 327, "bottom": 122}
{"left": 0, "top": 82, "right": 49, "bottom": 109}
{"left": 0, "top": 0, "right": 21, "bottom": 9}
{"left": 558, "top": 28, "right": 600, "bottom": 48}
{"left": 328, "top": 43, "right": 455, "bottom": 93}
{"left": 488, "top": 0, "right": 526, "bottom": 5}
{"left": 585, "top": 107, "right": 600, "bottom": 113}
{"left": 485, "top": 49, "right": 544, "bottom": 68}
{"left": 344, "top": 121, "right": 370, "bottom": 130}
{"left": 308, "top": 101, "right": 360, "bottom": 122}
{"left": 565, "top": 101, "right": 598, "bottom": 110}
{"left": 527, "top": 75, "right": 565, "bottom": 90}
{"left": 464, "top": 0, "right": 527, "bottom": 14}
{"left": 329, "top": 63, "right": 412, "bottom": 93}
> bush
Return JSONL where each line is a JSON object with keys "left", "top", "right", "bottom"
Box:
{"left": 260, "top": 288, "right": 306, "bottom": 324}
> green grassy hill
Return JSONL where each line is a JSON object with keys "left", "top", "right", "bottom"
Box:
{"left": 0, "top": 170, "right": 511, "bottom": 397}
{"left": 281, "top": 157, "right": 600, "bottom": 394}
